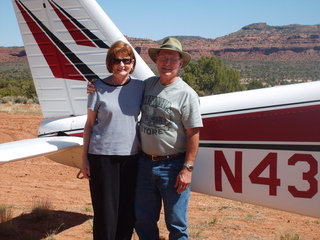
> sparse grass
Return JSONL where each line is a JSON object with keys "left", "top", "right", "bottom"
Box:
{"left": 245, "top": 214, "right": 257, "bottom": 220}
{"left": 29, "top": 197, "right": 52, "bottom": 222}
{"left": 0, "top": 204, "right": 14, "bottom": 223}
{"left": 45, "top": 233, "right": 57, "bottom": 240}
{"left": 84, "top": 205, "right": 93, "bottom": 213}
{"left": 187, "top": 216, "right": 218, "bottom": 239}
{"left": 88, "top": 218, "right": 93, "bottom": 233}
{"left": 0, "top": 204, "right": 18, "bottom": 236}
{"left": 207, "top": 216, "right": 218, "bottom": 226}
{"left": 280, "top": 233, "right": 301, "bottom": 240}
{"left": 45, "top": 223, "right": 64, "bottom": 240}
{"left": 278, "top": 227, "right": 302, "bottom": 240}
{"left": 188, "top": 227, "right": 203, "bottom": 238}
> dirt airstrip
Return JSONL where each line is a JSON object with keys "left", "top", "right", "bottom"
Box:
{"left": 0, "top": 104, "right": 319, "bottom": 240}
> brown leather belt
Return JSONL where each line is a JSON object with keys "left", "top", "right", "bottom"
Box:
{"left": 142, "top": 152, "right": 185, "bottom": 161}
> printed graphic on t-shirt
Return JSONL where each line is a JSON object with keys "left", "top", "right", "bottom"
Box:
{"left": 140, "top": 95, "right": 173, "bottom": 135}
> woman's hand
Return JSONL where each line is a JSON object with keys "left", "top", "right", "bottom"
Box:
{"left": 81, "top": 159, "right": 91, "bottom": 180}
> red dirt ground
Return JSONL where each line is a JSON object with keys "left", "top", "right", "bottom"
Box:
{"left": 0, "top": 105, "right": 319, "bottom": 240}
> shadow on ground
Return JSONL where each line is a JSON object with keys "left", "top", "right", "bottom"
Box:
{"left": 0, "top": 210, "right": 92, "bottom": 240}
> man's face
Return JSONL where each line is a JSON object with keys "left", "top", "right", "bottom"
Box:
{"left": 156, "top": 49, "right": 183, "bottom": 80}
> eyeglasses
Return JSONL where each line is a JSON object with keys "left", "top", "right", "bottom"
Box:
{"left": 114, "top": 58, "right": 132, "bottom": 64}
{"left": 157, "top": 56, "right": 181, "bottom": 63}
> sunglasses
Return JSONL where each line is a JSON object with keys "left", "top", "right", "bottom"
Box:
{"left": 114, "top": 58, "right": 132, "bottom": 64}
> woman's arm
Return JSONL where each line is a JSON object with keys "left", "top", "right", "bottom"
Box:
{"left": 81, "top": 109, "right": 97, "bottom": 179}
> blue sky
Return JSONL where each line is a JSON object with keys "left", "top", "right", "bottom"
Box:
{"left": 1, "top": 0, "right": 319, "bottom": 47}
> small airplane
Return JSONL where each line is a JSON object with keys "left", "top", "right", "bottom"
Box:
{"left": 2, "top": 0, "right": 319, "bottom": 219}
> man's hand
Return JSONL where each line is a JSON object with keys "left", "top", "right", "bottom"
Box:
{"left": 175, "top": 168, "right": 192, "bottom": 194}
{"left": 174, "top": 128, "right": 199, "bottom": 194}
{"left": 87, "top": 79, "right": 97, "bottom": 94}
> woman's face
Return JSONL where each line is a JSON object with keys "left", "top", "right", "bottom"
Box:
{"left": 112, "top": 52, "right": 134, "bottom": 77}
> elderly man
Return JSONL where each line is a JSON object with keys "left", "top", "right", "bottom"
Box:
{"left": 135, "top": 37, "right": 203, "bottom": 240}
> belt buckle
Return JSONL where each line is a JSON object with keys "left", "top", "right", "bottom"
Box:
{"left": 151, "top": 155, "right": 158, "bottom": 161}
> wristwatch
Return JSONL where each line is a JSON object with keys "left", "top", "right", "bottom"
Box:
{"left": 183, "top": 163, "right": 194, "bottom": 172}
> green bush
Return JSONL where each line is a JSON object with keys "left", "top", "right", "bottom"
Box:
{"left": 182, "top": 56, "right": 245, "bottom": 96}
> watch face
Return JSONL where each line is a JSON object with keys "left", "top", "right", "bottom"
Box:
{"left": 184, "top": 163, "right": 194, "bottom": 172}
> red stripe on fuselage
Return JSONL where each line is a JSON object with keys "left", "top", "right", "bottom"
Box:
{"left": 69, "top": 132, "right": 83, "bottom": 138}
{"left": 48, "top": 0, "right": 96, "bottom": 48}
{"left": 201, "top": 104, "right": 320, "bottom": 142}
{"left": 15, "top": 0, "right": 86, "bottom": 81}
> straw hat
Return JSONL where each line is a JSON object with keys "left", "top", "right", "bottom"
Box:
{"left": 148, "top": 37, "right": 191, "bottom": 68}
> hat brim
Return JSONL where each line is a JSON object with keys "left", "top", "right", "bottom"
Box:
{"left": 148, "top": 47, "right": 191, "bottom": 68}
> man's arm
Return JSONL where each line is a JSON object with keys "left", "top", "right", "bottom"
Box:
{"left": 175, "top": 127, "right": 200, "bottom": 194}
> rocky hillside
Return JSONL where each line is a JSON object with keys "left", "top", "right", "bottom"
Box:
{"left": 129, "top": 23, "right": 320, "bottom": 63}
{"left": 0, "top": 47, "right": 27, "bottom": 63}
{"left": 1, "top": 23, "right": 320, "bottom": 65}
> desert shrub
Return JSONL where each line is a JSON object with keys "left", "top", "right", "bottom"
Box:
{"left": 0, "top": 204, "right": 18, "bottom": 236}
{"left": 0, "top": 96, "right": 39, "bottom": 104}
{"left": 13, "top": 96, "right": 28, "bottom": 104}
{"left": 0, "top": 96, "right": 15, "bottom": 104}
{"left": 29, "top": 197, "right": 52, "bottom": 222}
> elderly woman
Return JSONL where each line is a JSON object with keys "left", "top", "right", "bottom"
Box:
{"left": 82, "top": 41, "right": 145, "bottom": 240}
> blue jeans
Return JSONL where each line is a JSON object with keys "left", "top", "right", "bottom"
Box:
{"left": 135, "top": 155, "right": 190, "bottom": 240}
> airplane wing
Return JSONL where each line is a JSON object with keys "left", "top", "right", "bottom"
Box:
{"left": 0, "top": 136, "right": 83, "bottom": 168}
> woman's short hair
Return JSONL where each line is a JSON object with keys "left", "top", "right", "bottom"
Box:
{"left": 106, "top": 41, "right": 136, "bottom": 74}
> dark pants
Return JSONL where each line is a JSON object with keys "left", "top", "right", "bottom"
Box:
{"left": 88, "top": 154, "right": 139, "bottom": 240}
